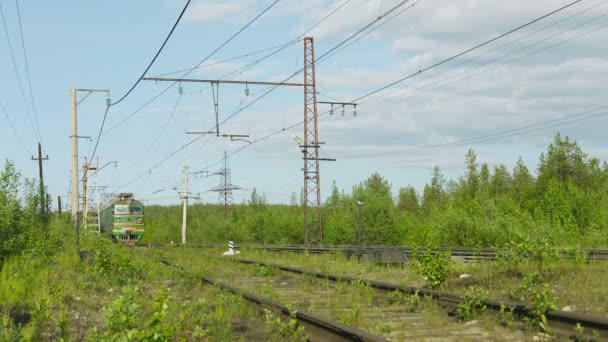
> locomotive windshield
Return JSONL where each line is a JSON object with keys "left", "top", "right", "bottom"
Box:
{"left": 130, "top": 206, "right": 143, "bottom": 214}
{"left": 115, "top": 205, "right": 129, "bottom": 214}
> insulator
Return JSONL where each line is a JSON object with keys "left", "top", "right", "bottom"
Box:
{"left": 341, "top": 105, "right": 345, "bottom": 117}
{"left": 178, "top": 84, "right": 183, "bottom": 95}
{"left": 106, "top": 98, "right": 111, "bottom": 106}
{"left": 353, "top": 104, "right": 358, "bottom": 117}
{"left": 245, "top": 87, "right": 250, "bottom": 96}
{"left": 330, "top": 104, "right": 334, "bottom": 115}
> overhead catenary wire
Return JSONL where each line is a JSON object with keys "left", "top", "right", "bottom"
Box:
{"left": 14, "top": 0, "right": 40, "bottom": 144}
{"left": 335, "top": 106, "right": 608, "bottom": 159}
{"left": 114, "top": 1, "right": 600, "bottom": 198}
{"left": 196, "top": 3, "right": 607, "bottom": 174}
{"left": 150, "top": 40, "right": 302, "bottom": 78}
{"left": 110, "top": 0, "right": 191, "bottom": 106}
{"left": 319, "top": 0, "right": 424, "bottom": 63}
{"left": 0, "top": 1, "right": 40, "bottom": 142}
{"left": 217, "top": 0, "right": 418, "bottom": 127}
{"left": 351, "top": 0, "right": 584, "bottom": 103}
{"left": 102, "top": 0, "right": 283, "bottom": 136}
{"left": 87, "top": 0, "right": 192, "bottom": 167}
{"left": 0, "top": 99, "right": 32, "bottom": 154}
{"left": 361, "top": 0, "right": 608, "bottom": 109}
{"left": 360, "top": 6, "right": 608, "bottom": 114}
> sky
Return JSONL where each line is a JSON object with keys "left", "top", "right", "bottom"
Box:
{"left": 1, "top": 0, "right": 607, "bottom": 210}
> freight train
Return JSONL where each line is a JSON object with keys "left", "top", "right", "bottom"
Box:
{"left": 100, "top": 193, "right": 144, "bottom": 245}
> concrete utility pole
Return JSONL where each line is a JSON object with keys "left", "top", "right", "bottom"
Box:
{"left": 70, "top": 88, "right": 110, "bottom": 222}
{"left": 179, "top": 166, "right": 200, "bottom": 244}
{"left": 31, "top": 143, "right": 49, "bottom": 218}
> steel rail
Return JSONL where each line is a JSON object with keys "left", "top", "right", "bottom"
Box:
{"left": 159, "top": 260, "right": 387, "bottom": 341}
{"left": 228, "top": 258, "right": 608, "bottom": 339}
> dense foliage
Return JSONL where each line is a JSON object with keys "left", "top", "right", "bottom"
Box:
{"left": 0, "top": 160, "right": 53, "bottom": 265}
{"left": 144, "top": 134, "right": 608, "bottom": 248}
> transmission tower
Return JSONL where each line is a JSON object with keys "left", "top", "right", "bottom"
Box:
{"left": 303, "top": 36, "right": 323, "bottom": 245}
{"left": 211, "top": 151, "right": 243, "bottom": 218}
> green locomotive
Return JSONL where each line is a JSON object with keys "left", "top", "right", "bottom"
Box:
{"left": 100, "top": 193, "right": 144, "bottom": 244}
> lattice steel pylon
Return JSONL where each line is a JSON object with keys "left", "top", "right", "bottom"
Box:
{"left": 211, "top": 151, "right": 243, "bottom": 218}
{"left": 303, "top": 36, "right": 322, "bottom": 245}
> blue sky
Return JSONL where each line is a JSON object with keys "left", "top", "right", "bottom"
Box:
{"left": 1, "top": 0, "right": 608, "bottom": 209}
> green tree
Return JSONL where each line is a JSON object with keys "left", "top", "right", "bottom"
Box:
{"left": 537, "top": 133, "right": 590, "bottom": 193}
{"left": 0, "top": 161, "right": 24, "bottom": 263}
{"left": 353, "top": 173, "right": 400, "bottom": 245}
{"left": 422, "top": 166, "right": 447, "bottom": 214}
{"left": 490, "top": 164, "right": 512, "bottom": 197}
{"left": 396, "top": 186, "right": 419, "bottom": 213}
{"left": 510, "top": 157, "right": 535, "bottom": 210}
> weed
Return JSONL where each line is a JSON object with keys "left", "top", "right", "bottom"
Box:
{"left": 58, "top": 307, "right": 70, "bottom": 342}
{"left": 264, "top": 305, "right": 307, "bottom": 342}
{"left": 340, "top": 302, "right": 361, "bottom": 326}
{"left": 374, "top": 321, "right": 393, "bottom": 334}
{"left": 411, "top": 249, "right": 451, "bottom": 289}
{"left": 456, "top": 286, "right": 488, "bottom": 321}
{"left": 30, "top": 299, "right": 51, "bottom": 340}
{"left": 254, "top": 265, "right": 278, "bottom": 277}
{"left": 351, "top": 279, "right": 375, "bottom": 304}
{"left": 260, "top": 280, "right": 277, "bottom": 298}
{"left": 496, "top": 304, "right": 515, "bottom": 327}
{"left": 1, "top": 308, "right": 24, "bottom": 342}
{"left": 520, "top": 274, "right": 555, "bottom": 331}
{"left": 386, "top": 289, "right": 403, "bottom": 304}
{"left": 405, "top": 291, "right": 422, "bottom": 312}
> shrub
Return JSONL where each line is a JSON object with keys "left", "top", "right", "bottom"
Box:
{"left": 411, "top": 249, "right": 451, "bottom": 289}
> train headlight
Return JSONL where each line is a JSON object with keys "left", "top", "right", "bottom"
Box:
{"left": 137, "top": 218, "right": 143, "bottom": 224}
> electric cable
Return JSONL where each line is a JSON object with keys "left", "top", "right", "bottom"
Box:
{"left": 110, "top": 0, "right": 191, "bottom": 106}
{"left": 334, "top": 106, "right": 608, "bottom": 159}
{"left": 103, "top": 0, "right": 283, "bottom": 136}
{"left": 317, "top": 0, "right": 424, "bottom": 64}
{"left": 0, "top": 1, "right": 40, "bottom": 142}
{"left": 0, "top": 99, "right": 32, "bottom": 154}
{"left": 361, "top": 0, "right": 608, "bottom": 109}
{"left": 150, "top": 40, "right": 301, "bottom": 78}
{"left": 361, "top": 8, "right": 608, "bottom": 114}
{"left": 14, "top": 0, "right": 40, "bottom": 144}
{"left": 351, "top": 0, "right": 584, "bottom": 103}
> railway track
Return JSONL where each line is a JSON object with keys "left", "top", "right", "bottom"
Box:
{"left": 224, "top": 257, "right": 608, "bottom": 340}
{"left": 158, "top": 254, "right": 536, "bottom": 341}
{"left": 161, "top": 260, "right": 386, "bottom": 341}
{"left": 142, "top": 242, "right": 608, "bottom": 264}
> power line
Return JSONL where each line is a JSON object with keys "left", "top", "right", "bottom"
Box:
{"left": 0, "top": 1, "right": 40, "bottom": 142}
{"left": 315, "top": 0, "right": 417, "bottom": 65}
{"left": 150, "top": 40, "right": 301, "bottom": 78}
{"left": 360, "top": 8, "right": 608, "bottom": 114}
{"left": 319, "top": 0, "right": 424, "bottom": 62}
{"left": 197, "top": 21, "right": 608, "bottom": 176}
{"left": 103, "top": 0, "right": 283, "bottom": 135}
{"left": 14, "top": 0, "right": 40, "bottom": 144}
{"left": 0, "top": 99, "right": 31, "bottom": 154}
{"left": 110, "top": 0, "right": 192, "bottom": 106}
{"left": 217, "top": 0, "right": 418, "bottom": 127}
{"left": 361, "top": 0, "right": 608, "bottom": 109}
{"left": 351, "top": 0, "right": 584, "bottom": 103}
{"left": 297, "top": 0, "right": 354, "bottom": 39}
{"left": 335, "top": 106, "right": 608, "bottom": 159}
{"left": 116, "top": 135, "right": 204, "bottom": 191}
